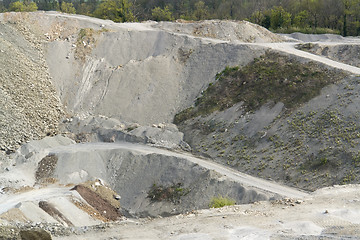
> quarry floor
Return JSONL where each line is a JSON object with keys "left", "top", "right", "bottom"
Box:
{"left": 54, "top": 184, "right": 360, "bottom": 240}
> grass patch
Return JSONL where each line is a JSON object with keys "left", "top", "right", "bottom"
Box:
{"left": 174, "top": 51, "right": 346, "bottom": 124}
{"left": 209, "top": 195, "right": 235, "bottom": 208}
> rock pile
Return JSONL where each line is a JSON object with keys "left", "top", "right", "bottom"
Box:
{"left": 153, "top": 20, "right": 285, "bottom": 43}
{"left": 0, "top": 22, "right": 64, "bottom": 154}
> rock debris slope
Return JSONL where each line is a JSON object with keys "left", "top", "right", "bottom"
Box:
{"left": 0, "top": 21, "right": 64, "bottom": 154}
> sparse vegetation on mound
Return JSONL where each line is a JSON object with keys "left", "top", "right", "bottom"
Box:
{"left": 177, "top": 74, "right": 360, "bottom": 191}
{"left": 174, "top": 51, "right": 346, "bottom": 124}
{"left": 75, "top": 28, "right": 109, "bottom": 61}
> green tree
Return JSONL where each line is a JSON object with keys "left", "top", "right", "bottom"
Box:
{"left": 294, "top": 10, "right": 310, "bottom": 28}
{"left": 24, "top": 1, "right": 38, "bottom": 11}
{"left": 300, "top": 0, "right": 321, "bottom": 29}
{"left": 193, "top": 1, "right": 209, "bottom": 20}
{"left": 9, "top": 1, "right": 37, "bottom": 12}
{"left": 9, "top": 1, "right": 25, "bottom": 11}
{"left": 60, "top": 2, "right": 76, "bottom": 14}
{"left": 261, "top": 10, "right": 271, "bottom": 29}
{"left": 76, "top": 3, "right": 91, "bottom": 15}
{"left": 270, "top": 6, "right": 291, "bottom": 29}
{"left": 250, "top": 10, "right": 265, "bottom": 25}
{"left": 34, "top": 0, "right": 59, "bottom": 11}
{"left": 151, "top": 6, "right": 174, "bottom": 21}
{"left": 341, "top": 0, "right": 360, "bottom": 36}
{"left": 0, "top": 4, "right": 6, "bottom": 12}
{"left": 93, "top": 0, "right": 135, "bottom": 22}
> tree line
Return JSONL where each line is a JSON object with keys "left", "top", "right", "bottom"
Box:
{"left": 1, "top": 0, "right": 360, "bottom": 36}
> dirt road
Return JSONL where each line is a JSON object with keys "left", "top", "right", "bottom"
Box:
{"left": 255, "top": 42, "right": 360, "bottom": 75}
{"left": 0, "top": 187, "right": 72, "bottom": 215}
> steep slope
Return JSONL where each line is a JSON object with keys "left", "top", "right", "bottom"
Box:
{"left": 1, "top": 12, "right": 284, "bottom": 125}
{"left": 0, "top": 21, "right": 64, "bottom": 154}
{"left": 176, "top": 51, "right": 360, "bottom": 191}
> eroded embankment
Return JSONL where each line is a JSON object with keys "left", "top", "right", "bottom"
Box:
{"left": 49, "top": 143, "right": 271, "bottom": 217}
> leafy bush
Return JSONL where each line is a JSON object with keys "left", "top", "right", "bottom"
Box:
{"left": 9, "top": 1, "right": 37, "bottom": 12}
{"left": 209, "top": 196, "right": 235, "bottom": 208}
{"left": 61, "top": 2, "right": 76, "bottom": 14}
{"left": 147, "top": 183, "right": 190, "bottom": 204}
{"left": 93, "top": 0, "right": 134, "bottom": 23}
{"left": 151, "top": 6, "right": 174, "bottom": 21}
{"left": 270, "top": 6, "right": 291, "bottom": 30}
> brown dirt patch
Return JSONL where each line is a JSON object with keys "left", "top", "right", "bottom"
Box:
{"left": 71, "top": 185, "right": 121, "bottom": 221}
{"left": 70, "top": 198, "right": 108, "bottom": 222}
{"left": 1, "top": 186, "right": 34, "bottom": 194}
{"left": 80, "top": 180, "right": 121, "bottom": 209}
{"left": 12, "top": 186, "right": 35, "bottom": 194}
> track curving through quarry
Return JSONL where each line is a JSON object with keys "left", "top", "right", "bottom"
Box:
{"left": 49, "top": 141, "right": 309, "bottom": 199}
{"left": 254, "top": 42, "right": 360, "bottom": 75}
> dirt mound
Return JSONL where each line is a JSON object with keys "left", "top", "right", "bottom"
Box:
{"left": 71, "top": 185, "right": 121, "bottom": 221}
{"left": 153, "top": 20, "right": 285, "bottom": 43}
{"left": 59, "top": 115, "right": 191, "bottom": 151}
{"left": 47, "top": 142, "right": 272, "bottom": 217}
